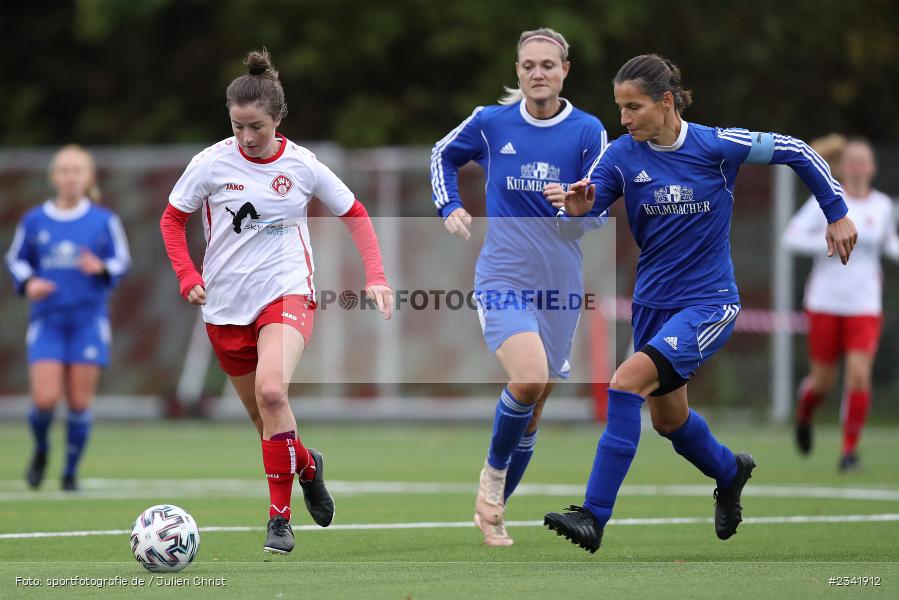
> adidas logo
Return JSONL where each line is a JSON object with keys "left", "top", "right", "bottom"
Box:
{"left": 634, "top": 170, "right": 651, "bottom": 183}
{"left": 500, "top": 142, "right": 516, "bottom": 155}
{"left": 664, "top": 336, "right": 678, "bottom": 350}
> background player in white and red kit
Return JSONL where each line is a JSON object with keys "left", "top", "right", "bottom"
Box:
{"left": 784, "top": 138, "right": 899, "bottom": 471}
{"left": 160, "top": 49, "right": 393, "bottom": 554}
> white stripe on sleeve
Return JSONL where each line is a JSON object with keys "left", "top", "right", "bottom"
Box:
{"left": 103, "top": 214, "right": 132, "bottom": 277}
{"left": 431, "top": 107, "right": 483, "bottom": 209}
{"left": 5, "top": 224, "right": 35, "bottom": 283}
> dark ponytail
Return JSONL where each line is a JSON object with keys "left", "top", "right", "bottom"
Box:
{"left": 614, "top": 54, "right": 693, "bottom": 113}
{"left": 225, "top": 48, "right": 288, "bottom": 120}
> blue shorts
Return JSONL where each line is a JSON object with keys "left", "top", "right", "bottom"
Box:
{"left": 475, "top": 289, "right": 582, "bottom": 380}
{"left": 632, "top": 302, "right": 741, "bottom": 382}
{"left": 27, "top": 306, "right": 111, "bottom": 366}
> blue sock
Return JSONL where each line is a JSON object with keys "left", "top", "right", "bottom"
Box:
{"left": 64, "top": 409, "right": 93, "bottom": 479}
{"left": 486, "top": 387, "right": 535, "bottom": 471}
{"left": 662, "top": 409, "right": 737, "bottom": 488}
{"left": 28, "top": 406, "right": 54, "bottom": 455}
{"left": 584, "top": 389, "right": 644, "bottom": 526}
{"left": 504, "top": 429, "right": 537, "bottom": 501}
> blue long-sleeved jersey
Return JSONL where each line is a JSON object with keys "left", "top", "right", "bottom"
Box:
{"left": 431, "top": 99, "right": 607, "bottom": 293}
{"left": 578, "top": 122, "right": 847, "bottom": 308}
{"left": 6, "top": 198, "right": 131, "bottom": 318}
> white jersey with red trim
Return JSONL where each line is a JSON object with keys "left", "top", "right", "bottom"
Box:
{"left": 168, "top": 134, "right": 354, "bottom": 325}
{"left": 783, "top": 189, "right": 899, "bottom": 315}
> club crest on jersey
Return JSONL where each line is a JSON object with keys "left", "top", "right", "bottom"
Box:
{"left": 271, "top": 173, "right": 293, "bottom": 197}
{"left": 653, "top": 185, "right": 694, "bottom": 204}
{"left": 521, "top": 162, "right": 561, "bottom": 181}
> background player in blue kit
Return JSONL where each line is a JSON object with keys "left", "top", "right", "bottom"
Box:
{"left": 5, "top": 145, "right": 131, "bottom": 491}
{"left": 542, "top": 54, "right": 858, "bottom": 553}
{"left": 430, "top": 28, "right": 608, "bottom": 546}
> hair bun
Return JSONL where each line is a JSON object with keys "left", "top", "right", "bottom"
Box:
{"left": 244, "top": 48, "right": 276, "bottom": 78}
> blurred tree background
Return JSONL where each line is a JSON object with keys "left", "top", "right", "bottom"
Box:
{"left": 2, "top": 0, "right": 897, "bottom": 147}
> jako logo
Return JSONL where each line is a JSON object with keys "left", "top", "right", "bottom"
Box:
{"left": 225, "top": 183, "right": 244, "bottom": 191}
{"left": 281, "top": 312, "right": 298, "bottom": 321}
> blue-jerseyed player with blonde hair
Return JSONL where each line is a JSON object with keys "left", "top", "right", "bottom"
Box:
{"left": 6, "top": 145, "right": 131, "bottom": 492}
{"left": 431, "top": 27, "right": 608, "bottom": 546}
{"left": 542, "top": 54, "right": 857, "bottom": 553}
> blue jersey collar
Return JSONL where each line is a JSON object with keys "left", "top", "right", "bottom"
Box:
{"left": 647, "top": 120, "right": 689, "bottom": 152}
{"left": 518, "top": 98, "right": 573, "bottom": 128}
{"left": 43, "top": 198, "right": 91, "bottom": 222}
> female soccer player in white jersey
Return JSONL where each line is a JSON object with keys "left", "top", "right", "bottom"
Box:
{"left": 541, "top": 54, "right": 858, "bottom": 553}
{"left": 430, "top": 28, "right": 608, "bottom": 546}
{"left": 6, "top": 145, "right": 131, "bottom": 492}
{"left": 785, "top": 138, "right": 899, "bottom": 471}
{"left": 160, "top": 49, "right": 393, "bottom": 555}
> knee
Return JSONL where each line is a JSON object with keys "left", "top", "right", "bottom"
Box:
{"left": 807, "top": 369, "right": 836, "bottom": 394}
{"left": 32, "top": 385, "right": 63, "bottom": 409}
{"left": 66, "top": 393, "right": 94, "bottom": 412}
{"left": 652, "top": 415, "right": 684, "bottom": 437}
{"left": 256, "top": 381, "right": 288, "bottom": 412}
{"left": 609, "top": 371, "right": 642, "bottom": 395}
{"left": 507, "top": 381, "right": 546, "bottom": 404}
{"left": 846, "top": 376, "right": 871, "bottom": 393}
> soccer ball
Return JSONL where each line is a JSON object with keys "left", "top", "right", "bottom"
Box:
{"left": 130, "top": 504, "right": 200, "bottom": 573}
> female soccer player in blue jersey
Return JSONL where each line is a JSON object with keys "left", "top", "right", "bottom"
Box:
{"left": 541, "top": 54, "right": 857, "bottom": 553}
{"left": 5, "top": 145, "right": 131, "bottom": 491}
{"left": 430, "top": 28, "right": 609, "bottom": 546}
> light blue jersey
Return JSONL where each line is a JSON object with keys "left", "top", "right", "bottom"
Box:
{"left": 581, "top": 122, "right": 847, "bottom": 309}
{"left": 431, "top": 99, "right": 608, "bottom": 377}
{"left": 6, "top": 198, "right": 131, "bottom": 365}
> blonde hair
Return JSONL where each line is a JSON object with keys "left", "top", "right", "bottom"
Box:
{"left": 499, "top": 28, "right": 570, "bottom": 105}
{"left": 809, "top": 133, "right": 847, "bottom": 181}
{"left": 49, "top": 144, "right": 101, "bottom": 203}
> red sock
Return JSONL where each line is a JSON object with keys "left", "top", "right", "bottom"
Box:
{"left": 294, "top": 439, "right": 316, "bottom": 482}
{"left": 261, "top": 432, "right": 318, "bottom": 520}
{"left": 842, "top": 389, "right": 870, "bottom": 455}
{"left": 796, "top": 379, "right": 824, "bottom": 425}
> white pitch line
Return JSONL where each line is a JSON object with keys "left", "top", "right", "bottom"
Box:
{"left": 0, "top": 480, "right": 898, "bottom": 502}
{"left": 2, "top": 514, "right": 899, "bottom": 540}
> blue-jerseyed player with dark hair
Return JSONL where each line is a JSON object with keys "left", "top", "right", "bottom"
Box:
{"left": 6, "top": 145, "right": 131, "bottom": 491}
{"left": 431, "top": 27, "right": 608, "bottom": 546}
{"left": 542, "top": 54, "right": 857, "bottom": 553}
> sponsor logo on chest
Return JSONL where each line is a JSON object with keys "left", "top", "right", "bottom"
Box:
{"left": 40, "top": 239, "right": 80, "bottom": 269}
{"left": 642, "top": 184, "right": 710, "bottom": 216}
{"left": 506, "top": 161, "right": 567, "bottom": 192}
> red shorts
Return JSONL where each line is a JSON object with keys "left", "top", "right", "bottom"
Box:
{"left": 806, "top": 311, "right": 881, "bottom": 364}
{"left": 206, "top": 295, "right": 315, "bottom": 377}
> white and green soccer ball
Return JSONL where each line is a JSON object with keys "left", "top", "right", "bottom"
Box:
{"left": 130, "top": 504, "right": 200, "bottom": 572}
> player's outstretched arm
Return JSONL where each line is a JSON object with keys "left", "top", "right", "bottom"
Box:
{"left": 729, "top": 129, "right": 853, "bottom": 261}
{"left": 339, "top": 200, "right": 393, "bottom": 320}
